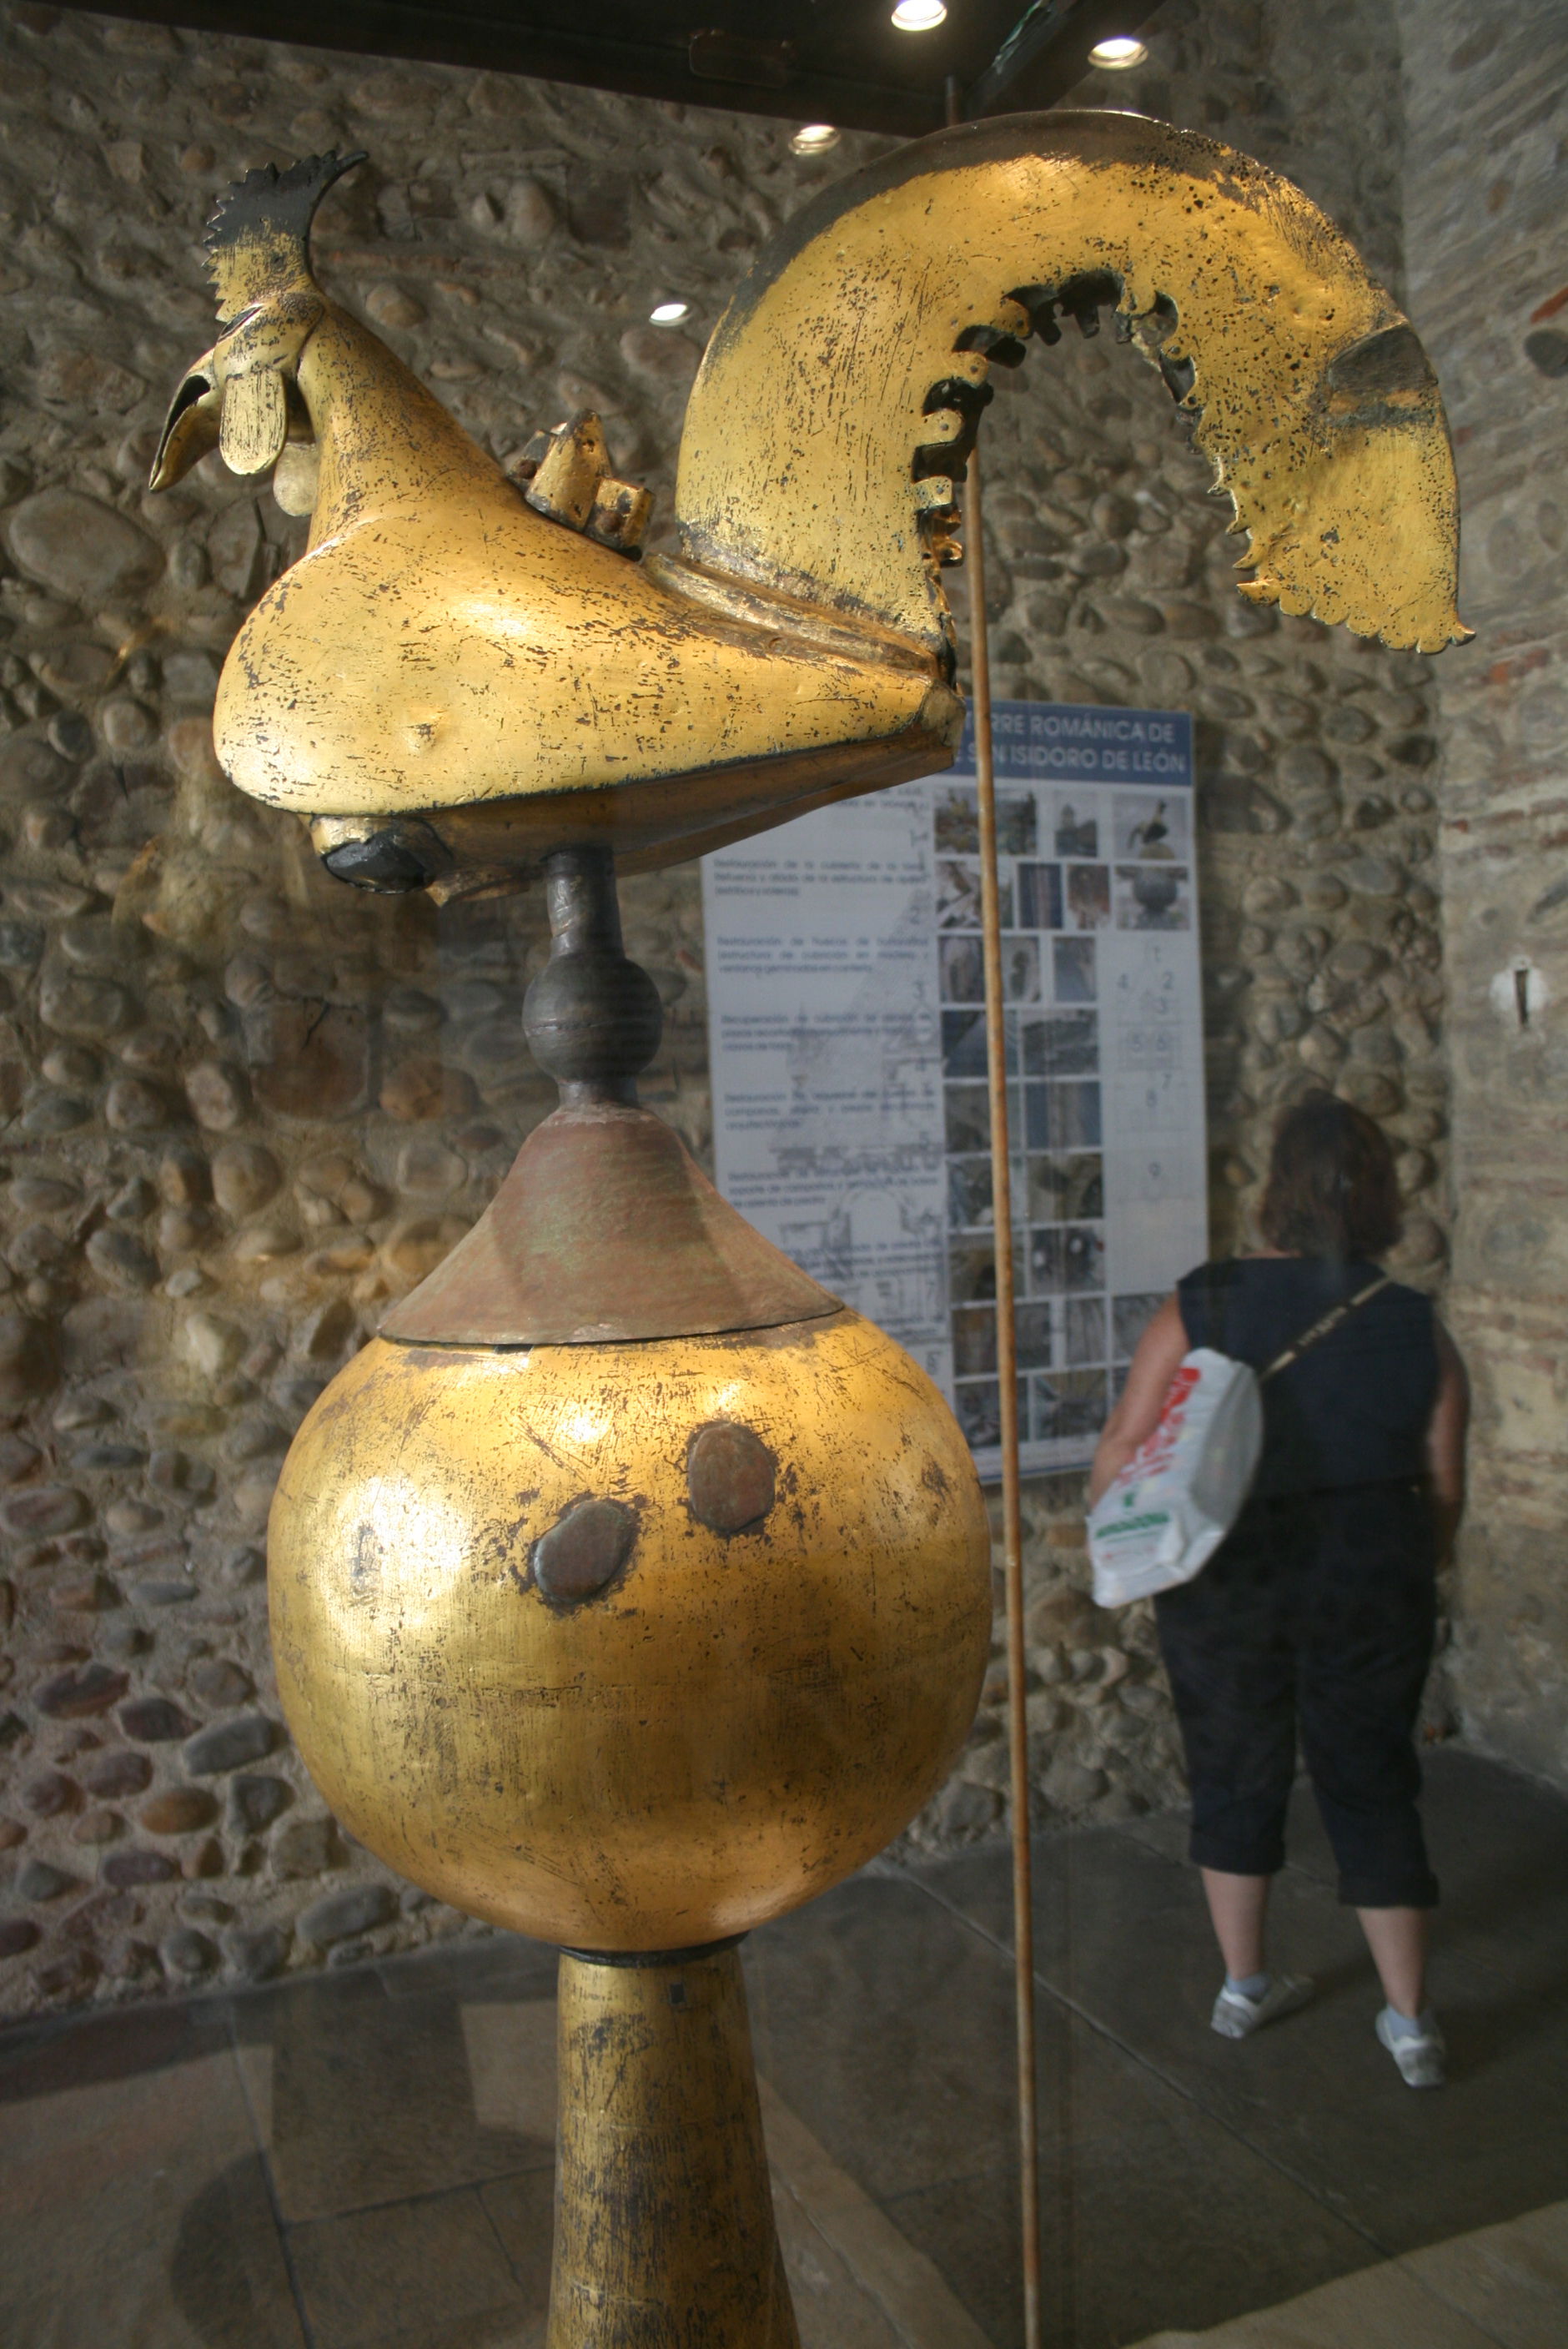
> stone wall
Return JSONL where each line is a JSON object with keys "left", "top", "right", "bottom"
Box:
{"left": 0, "top": 0, "right": 1455, "bottom": 2015}
{"left": 1397, "top": 0, "right": 1568, "bottom": 1786}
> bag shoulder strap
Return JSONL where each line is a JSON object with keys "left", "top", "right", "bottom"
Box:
{"left": 1259, "top": 1274, "right": 1390, "bottom": 1386}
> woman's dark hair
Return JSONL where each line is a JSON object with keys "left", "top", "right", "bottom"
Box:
{"left": 1259, "top": 1089, "right": 1401, "bottom": 1259}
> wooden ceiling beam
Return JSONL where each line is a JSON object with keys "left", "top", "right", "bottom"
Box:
{"left": 44, "top": 0, "right": 955, "bottom": 136}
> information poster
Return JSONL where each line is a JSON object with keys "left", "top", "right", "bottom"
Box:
{"left": 701, "top": 702, "right": 1207, "bottom": 1478}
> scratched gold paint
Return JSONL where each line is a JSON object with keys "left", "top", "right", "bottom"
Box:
{"left": 681, "top": 110, "right": 1469, "bottom": 656}
{"left": 549, "top": 1949, "right": 799, "bottom": 2347}
{"left": 267, "top": 1310, "right": 993, "bottom": 1951}
{"left": 214, "top": 304, "right": 954, "bottom": 824}
{"left": 153, "top": 208, "right": 953, "bottom": 851}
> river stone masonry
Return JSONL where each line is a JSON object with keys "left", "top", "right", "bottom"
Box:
{"left": 0, "top": 0, "right": 1452, "bottom": 2013}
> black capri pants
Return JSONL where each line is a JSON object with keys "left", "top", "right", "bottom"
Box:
{"left": 1154, "top": 1479, "right": 1440, "bottom": 1909}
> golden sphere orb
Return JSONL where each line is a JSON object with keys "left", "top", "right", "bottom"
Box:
{"left": 269, "top": 1308, "right": 992, "bottom": 1949}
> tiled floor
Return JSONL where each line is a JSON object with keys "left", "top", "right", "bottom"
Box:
{"left": 2, "top": 1747, "right": 1565, "bottom": 2347}
{"left": 1137, "top": 2199, "right": 1568, "bottom": 2349}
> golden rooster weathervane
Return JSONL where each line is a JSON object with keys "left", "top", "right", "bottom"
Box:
{"left": 149, "top": 118, "right": 1465, "bottom": 2349}
{"left": 153, "top": 124, "right": 1465, "bottom": 907}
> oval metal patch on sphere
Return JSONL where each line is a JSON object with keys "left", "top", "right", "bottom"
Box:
{"left": 686, "top": 1421, "right": 776, "bottom": 1536}
{"left": 530, "top": 1496, "right": 639, "bottom": 1607}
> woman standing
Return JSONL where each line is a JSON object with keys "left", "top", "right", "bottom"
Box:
{"left": 1090, "top": 1093, "right": 1469, "bottom": 2087}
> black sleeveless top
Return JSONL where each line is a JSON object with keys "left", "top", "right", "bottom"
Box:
{"left": 1176, "top": 1257, "right": 1439, "bottom": 1498}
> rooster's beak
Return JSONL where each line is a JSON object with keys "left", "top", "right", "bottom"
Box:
{"left": 149, "top": 359, "right": 222, "bottom": 491}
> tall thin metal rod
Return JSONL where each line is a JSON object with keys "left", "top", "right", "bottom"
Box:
{"left": 947, "top": 72, "right": 1040, "bottom": 2345}
{"left": 964, "top": 455, "right": 1043, "bottom": 2349}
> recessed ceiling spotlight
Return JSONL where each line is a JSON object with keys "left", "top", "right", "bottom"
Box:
{"left": 892, "top": 0, "right": 947, "bottom": 32}
{"left": 791, "top": 123, "right": 842, "bottom": 155}
{"left": 1088, "top": 35, "right": 1149, "bottom": 68}
{"left": 649, "top": 300, "right": 691, "bottom": 324}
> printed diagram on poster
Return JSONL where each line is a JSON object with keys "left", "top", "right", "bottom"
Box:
{"left": 701, "top": 703, "right": 1208, "bottom": 1478}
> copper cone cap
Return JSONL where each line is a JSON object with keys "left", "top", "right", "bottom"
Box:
{"left": 380, "top": 1103, "right": 838, "bottom": 1347}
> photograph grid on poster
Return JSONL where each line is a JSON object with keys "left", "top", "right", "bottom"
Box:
{"left": 703, "top": 703, "right": 1207, "bottom": 1478}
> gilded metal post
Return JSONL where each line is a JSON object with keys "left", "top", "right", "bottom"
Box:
{"left": 550, "top": 1945, "right": 799, "bottom": 2349}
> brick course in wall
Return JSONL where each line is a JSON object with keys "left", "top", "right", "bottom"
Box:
{"left": 0, "top": 0, "right": 1458, "bottom": 2013}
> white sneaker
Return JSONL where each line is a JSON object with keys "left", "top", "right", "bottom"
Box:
{"left": 1210, "top": 1974, "right": 1314, "bottom": 2040}
{"left": 1377, "top": 2006, "right": 1446, "bottom": 2088}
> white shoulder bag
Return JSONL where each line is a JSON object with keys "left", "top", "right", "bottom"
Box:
{"left": 1088, "top": 1272, "right": 1390, "bottom": 1609}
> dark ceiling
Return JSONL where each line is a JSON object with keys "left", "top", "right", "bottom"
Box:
{"left": 49, "top": 0, "right": 1165, "bottom": 137}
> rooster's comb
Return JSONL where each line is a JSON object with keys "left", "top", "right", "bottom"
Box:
{"left": 204, "top": 149, "right": 366, "bottom": 321}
